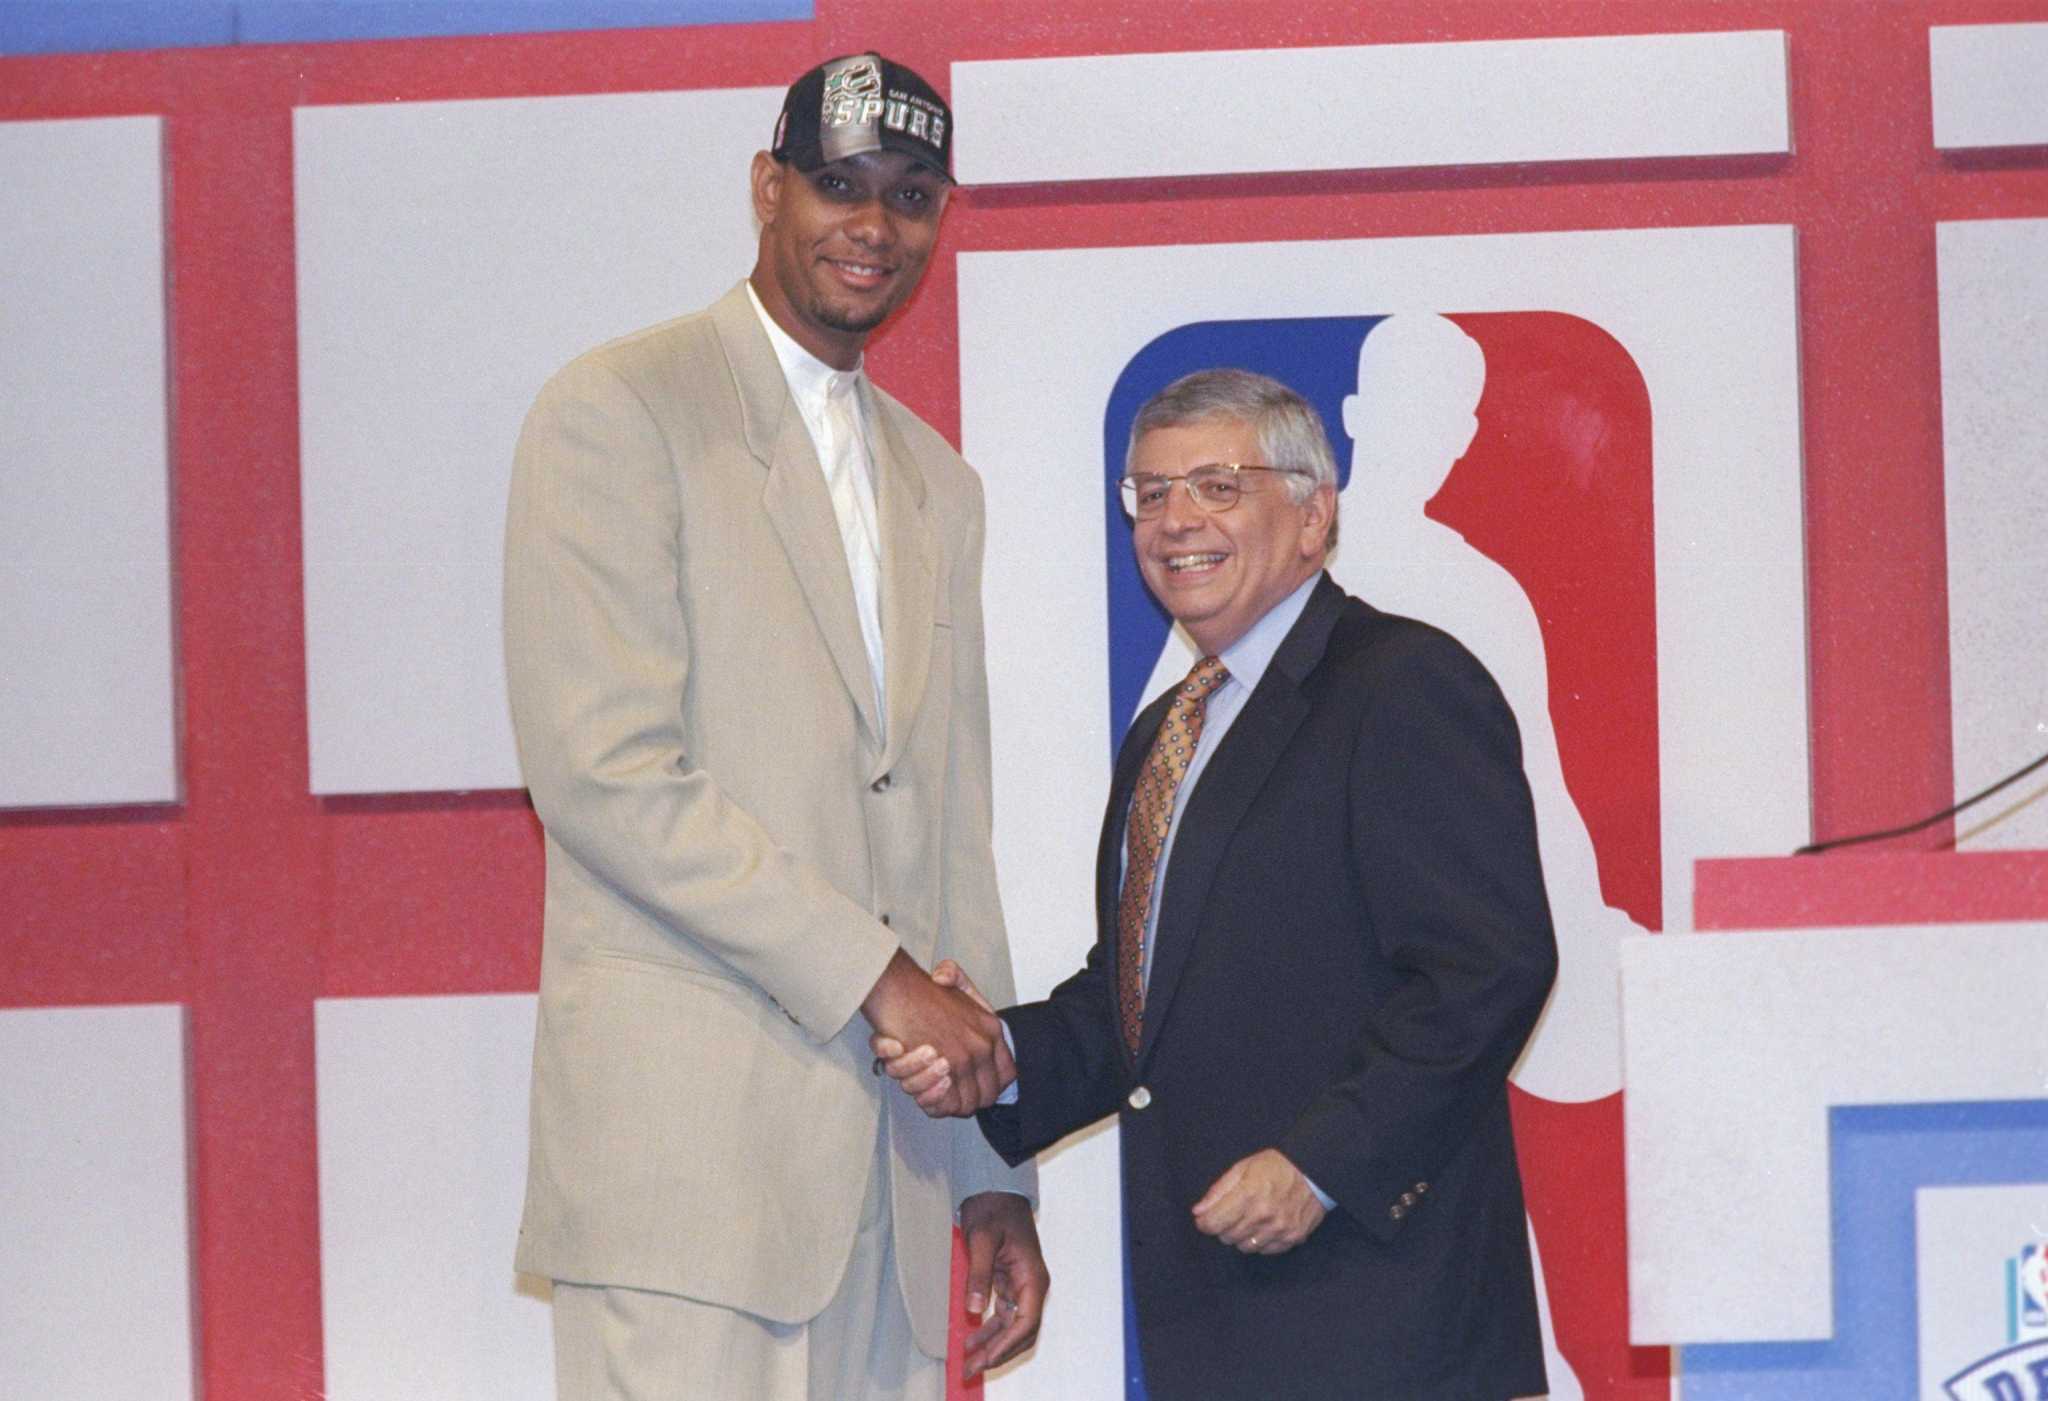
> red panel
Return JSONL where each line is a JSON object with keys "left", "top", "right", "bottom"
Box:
{"left": 946, "top": 1227, "right": 984, "bottom": 1396}
{"left": 168, "top": 84, "right": 330, "bottom": 1400}
{"left": 1696, "top": 851, "right": 2048, "bottom": 930}
{"left": 1514, "top": 1092, "right": 1669, "bottom": 1393}
{"left": 1792, "top": 6, "right": 1955, "bottom": 851}
{"left": 0, "top": 812, "right": 187, "bottom": 1008}
{"left": 319, "top": 795, "right": 544, "bottom": 997}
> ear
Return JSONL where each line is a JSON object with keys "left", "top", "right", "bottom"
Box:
{"left": 1298, "top": 484, "right": 1336, "bottom": 558}
{"left": 750, "top": 151, "right": 783, "bottom": 227}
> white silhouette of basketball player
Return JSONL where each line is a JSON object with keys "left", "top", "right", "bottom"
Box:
{"left": 1135, "top": 315, "right": 1641, "bottom": 1396}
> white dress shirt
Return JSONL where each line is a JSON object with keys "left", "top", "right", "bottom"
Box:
{"left": 746, "top": 282, "right": 887, "bottom": 727}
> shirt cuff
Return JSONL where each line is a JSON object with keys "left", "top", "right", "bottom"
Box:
{"left": 996, "top": 1021, "right": 1019, "bottom": 1105}
{"left": 1301, "top": 1173, "right": 1336, "bottom": 1210}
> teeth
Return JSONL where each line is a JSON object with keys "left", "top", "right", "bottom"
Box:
{"left": 1167, "top": 553, "right": 1226, "bottom": 572}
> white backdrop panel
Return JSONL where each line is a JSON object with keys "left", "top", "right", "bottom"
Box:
{"left": 0, "top": 115, "right": 177, "bottom": 809}
{"left": 1622, "top": 923, "right": 2048, "bottom": 1345}
{"left": 951, "top": 30, "right": 1788, "bottom": 185}
{"left": 1938, "top": 218, "right": 2048, "bottom": 850}
{"left": 962, "top": 223, "right": 1806, "bottom": 1397}
{"left": 295, "top": 87, "right": 779, "bottom": 795}
{"left": 316, "top": 993, "right": 549, "bottom": 1401}
{"left": 1930, "top": 24, "right": 2048, "bottom": 150}
{"left": 0, "top": 1003, "right": 192, "bottom": 1399}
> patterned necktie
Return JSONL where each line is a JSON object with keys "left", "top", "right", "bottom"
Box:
{"left": 1117, "top": 654, "right": 1229, "bottom": 1057}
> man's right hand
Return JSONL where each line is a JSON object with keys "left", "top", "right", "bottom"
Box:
{"left": 861, "top": 951, "right": 1013, "bottom": 1116}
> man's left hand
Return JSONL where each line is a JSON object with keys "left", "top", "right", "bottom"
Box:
{"left": 1190, "top": 1148, "right": 1326, "bottom": 1255}
{"left": 956, "top": 1191, "right": 1049, "bottom": 1378}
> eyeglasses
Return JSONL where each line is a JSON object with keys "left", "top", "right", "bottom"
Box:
{"left": 1117, "top": 463, "right": 1313, "bottom": 519}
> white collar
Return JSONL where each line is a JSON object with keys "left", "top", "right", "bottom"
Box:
{"left": 745, "top": 279, "right": 862, "bottom": 408}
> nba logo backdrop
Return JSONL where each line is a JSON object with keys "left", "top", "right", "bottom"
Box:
{"left": 960, "top": 226, "right": 1807, "bottom": 1395}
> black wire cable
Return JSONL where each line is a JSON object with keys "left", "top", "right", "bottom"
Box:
{"left": 1795, "top": 745, "right": 2048, "bottom": 855}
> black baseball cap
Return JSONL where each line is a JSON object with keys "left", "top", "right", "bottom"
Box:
{"left": 770, "top": 53, "right": 953, "bottom": 182}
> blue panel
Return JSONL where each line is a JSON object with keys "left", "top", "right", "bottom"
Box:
{"left": 234, "top": 0, "right": 809, "bottom": 44}
{"left": 0, "top": 0, "right": 808, "bottom": 56}
{"left": 0, "top": 3, "right": 237, "bottom": 56}
{"left": 1679, "top": 1099, "right": 2048, "bottom": 1400}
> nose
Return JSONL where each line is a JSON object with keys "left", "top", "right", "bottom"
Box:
{"left": 1157, "top": 478, "right": 1207, "bottom": 531}
{"left": 843, "top": 194, "right": 893, "bottom": 248}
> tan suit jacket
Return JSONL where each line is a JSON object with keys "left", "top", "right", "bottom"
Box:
{"left": 505, "top": 281, "right": 1032, "bottom": 1358}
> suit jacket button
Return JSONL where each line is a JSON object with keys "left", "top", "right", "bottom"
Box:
{"left": 1400, "top": 1191, "right": 1416, "bottom": 1207}
{"left": 1414, "top": 1181, "right": 1429, "bottom": 1195}
{"left": 1389, "top": 1203, "right": 1406, "bottom": 1221}
{"left": 871, "top": 774, "right": 892, "bottom": 793}
{"left": 1127, "top": 1086, "right": 1152, "bottom": 1110}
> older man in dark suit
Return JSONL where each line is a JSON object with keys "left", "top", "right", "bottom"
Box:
{"left": 878, "top": 368, "right": 1557, "bottom": 1399}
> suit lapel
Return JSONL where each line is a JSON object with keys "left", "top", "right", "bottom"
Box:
{"left": 1136, "top": 576, "right": 1348, "bottom": 1070}
{"left": 713, "top": 284, "right": 883, "bottom": 744}
{"left": 865, "top": 384, "right": 934, "bottom": 784}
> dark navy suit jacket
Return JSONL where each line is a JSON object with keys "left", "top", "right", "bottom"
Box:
{"left": 982, "top": 574, "right": 1557, "bottom": 1400}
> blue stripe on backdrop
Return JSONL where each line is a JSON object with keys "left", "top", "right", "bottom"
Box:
{"left": 1679, "top": 1099, "right": 2048, "bottom": 1399}
{"left": 0, "top": 1, "right": 811, "bottom": 57}
{"left": 0, "top": 2, "right": 238, "bottom": 54}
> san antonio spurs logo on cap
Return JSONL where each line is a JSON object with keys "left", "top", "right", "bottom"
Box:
{"left": 815, "top": 53, "right": 947, "bottom": 165}
{"left": 821, "top": 56, "right": 885, "bottom": 129}
{"left": 818, "top": 55, "right": 887, "bottom": 163}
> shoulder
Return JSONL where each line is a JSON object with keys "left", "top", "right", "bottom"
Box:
{"left": 1313, "top": 593, "right": 1513, "bottom": 727}
{"left": 540, "top": 305, "right": 727, "bottom": 406}
{"left": 520, "top": 303, "right": 752, "bottom": 470}
{"left": 869, "top": 382, "right": 979, "bottom": 493}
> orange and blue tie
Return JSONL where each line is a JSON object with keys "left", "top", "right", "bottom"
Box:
{"left": 1117, "top": 654, "right": 1229, "bottom": 1057}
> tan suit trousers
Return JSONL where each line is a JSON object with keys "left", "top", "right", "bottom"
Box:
{"left": 551, "top": 1129, "right": 943, "bottom": 1401}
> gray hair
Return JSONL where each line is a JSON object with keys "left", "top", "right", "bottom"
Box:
{"left": 1125, "top": 368, "right": 1340, "bottom": 547}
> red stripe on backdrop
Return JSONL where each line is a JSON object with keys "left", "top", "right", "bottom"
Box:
{"left": 319, "top": 793, "right": 543, "bottom": 998}
{"left": 0, "top": 808, "right": 185, "bottom": 1007}
{"left": 168, "top": 89, "right": 327, "bottom": 1400}
{"left": 3, "top": 2, "right": 2048, "bottom": 1398}
{"left": 1696, "top": 852, "right": 2048, "bottom": 930}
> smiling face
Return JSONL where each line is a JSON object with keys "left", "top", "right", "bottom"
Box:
{"left": 748, "top": 149, "right": 951, "bottom": 369}
{"left": 1131, "top": 416, "right": 1334, "bottom": 656}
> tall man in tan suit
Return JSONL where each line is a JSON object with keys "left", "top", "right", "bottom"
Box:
{"left": 504, "top": 53, "right": 1046, "bottom": 1400}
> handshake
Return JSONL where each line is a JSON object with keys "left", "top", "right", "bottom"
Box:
{"left": 860, "top": 950, "right": 1012, "bottom": 1118}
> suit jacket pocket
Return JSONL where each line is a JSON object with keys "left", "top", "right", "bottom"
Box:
{"left": 581, "top": 946, "right": 757, "bottom": 994}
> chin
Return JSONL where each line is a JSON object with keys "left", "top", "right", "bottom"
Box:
{"left": 813, "top": 298, "right": 892, "bottom": 336}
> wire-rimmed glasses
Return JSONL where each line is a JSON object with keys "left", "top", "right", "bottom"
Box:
{"left": 1117, "top": 463, "right": 1313, "bottom": 519}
